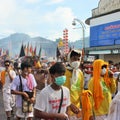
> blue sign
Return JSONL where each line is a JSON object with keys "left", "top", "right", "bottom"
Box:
{"left": 90, "top": 20, "right": 120, "bottom": 47}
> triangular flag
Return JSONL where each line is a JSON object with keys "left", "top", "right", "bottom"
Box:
{"left": 30, "top": 44, "right": 33, "bottom": 56}
{"left": 56, "top": 46, "right": 61, "bottom": 58}
{"left": 19, "top": 44, "right": 25, "bottom": 57}
{"left": 38, "top": 46, "right": 42, "bottom": 58}
{"left": 26, "top": 42, "right": 29, "bottom": 56}
{"left": 34, "top": 46, "right": 37, "bottom": 56}
{"left": 0, "top": 48, "right": 2, "bottom": 56}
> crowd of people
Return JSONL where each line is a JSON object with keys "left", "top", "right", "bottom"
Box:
{"left": 0, "top": 49, "right": 120, "bottom": 120}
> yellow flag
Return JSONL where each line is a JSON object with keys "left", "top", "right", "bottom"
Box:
{"left": 58, "top": 39, "right": 64, "bottom": 47}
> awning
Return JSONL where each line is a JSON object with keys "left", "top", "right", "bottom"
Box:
{"left": 89, "top": 50, "right": 111, "bottom": 54}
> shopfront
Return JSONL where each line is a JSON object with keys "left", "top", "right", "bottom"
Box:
{"left": 85, "top": 0, "right": 120, "bottom": 63}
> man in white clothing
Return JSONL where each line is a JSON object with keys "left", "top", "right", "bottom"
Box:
{"left": 34, "top": 62, "right": 71, "bottom": 120}
{"left": 106, "top": 77, "right": 120, "bottom": 120}
{"left": 0, "top": 60, "right": 16, "bottom": 120}
{"left": 11, "top": 62, "right": 37, "bottom": 120}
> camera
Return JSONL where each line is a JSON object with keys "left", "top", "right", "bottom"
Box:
{"left": 113, "top": 72, "right": 120, "bottom": 81}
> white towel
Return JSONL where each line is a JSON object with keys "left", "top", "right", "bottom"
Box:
{"left": 106, "top": 82, "right": 120, "bottom": 120}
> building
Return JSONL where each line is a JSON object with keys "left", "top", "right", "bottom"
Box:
{"left": 85, "top": 0, "right": 120, "bottom": 63}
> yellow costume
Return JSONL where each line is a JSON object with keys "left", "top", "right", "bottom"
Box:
{"left": 64, "top": 49, "right": 85, "bottom": 119}
{"left": 64, "top": 67, "right": 84, "bottom": 116}
{"left": 35, "top": 61, "right": 41, "bottom": 69}
{"left": 1, "top": 71, "right": 6, "bottom": 85}
{"left": 88, "top": 59, "right": 116, "bottom": 116}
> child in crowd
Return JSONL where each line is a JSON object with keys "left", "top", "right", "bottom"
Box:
{"left": 34, "top": 62, "right": 70, "bottom": 120}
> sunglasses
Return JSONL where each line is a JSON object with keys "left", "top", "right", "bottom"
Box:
{"left": 5, "top": 64, "right": 10, "bottom": 66}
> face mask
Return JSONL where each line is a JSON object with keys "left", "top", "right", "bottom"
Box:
{"left": 110, "top": 65, "right": 114, "bottom": 69}
{"left": 101, "top": 68, "right": 107, "bottom": 75}
{"left": 71, "top": 61, "right": 80, "bottom": 69}
{"left": 55, "top": 75, "right": 66, "bottom": 86}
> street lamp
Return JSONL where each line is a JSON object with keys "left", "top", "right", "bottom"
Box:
{"left": 72, "top": 18, "right": 86, "bottom": 59}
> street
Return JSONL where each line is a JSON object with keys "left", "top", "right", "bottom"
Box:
{"left": 0, "top": 89, "right": 36, "bottom": 120}
{"left": 0, "top": 90, "right": 7, "bottom": 119}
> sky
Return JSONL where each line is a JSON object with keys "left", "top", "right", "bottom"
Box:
{"left": 0, "top": 0, "right": 99, "bottom": 42}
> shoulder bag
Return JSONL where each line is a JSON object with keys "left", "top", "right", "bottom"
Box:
{"left": 19, "top": 75, "right": 33, "bottom": 113}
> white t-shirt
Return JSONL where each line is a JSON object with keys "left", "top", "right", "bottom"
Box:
{"left": 34, "top": 85, "right": 71, "bottom": 113}
{"left": 107, "top": 82, "right": 120, "bottom": 120}
{"left": 3, "top": 70, "right": 16, "bottom": 93}
{"left": 113, "top": 72, "right": 120, "bottom": 79}
{"left": 11, "top": 75, "right": 37, "bottom": 107}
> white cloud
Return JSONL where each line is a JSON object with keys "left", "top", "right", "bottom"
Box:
{"left": 42, "top": 7, "right": 73, "bottom": 39}
{"left": 0, "top": 29, "right": 15, "bottom": 39}
{"left": 25, "top": 0, "right": 39, "bottom": 3}
{"left": 0, "top": 1, "right": 90, "bottom": 42}
{"left": 42, "top": 7, "right": 88, "bottom": 41}
{"left": 0, "top": 0, "right": 16, "bottom": 20}
{"left": 46, "top": 0, "right": 64, "bottom": 5}
{"left": 43, "top": 7, "right": 75, "bottom": 27}
{"left": 0, "top": 0, "right": 41, "bottom": 36}
{"left": 3, "top": 29, "right": 15, "bottom": 35}
{"left": 26, "top": 32, "right": 40, "bottom": 38}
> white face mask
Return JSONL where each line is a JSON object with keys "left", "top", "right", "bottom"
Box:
{"left": 101, "top": 68, "right": 107, "bottom": 75}
{"left": 71, "top": 61, "right": 80, "bottom": 69}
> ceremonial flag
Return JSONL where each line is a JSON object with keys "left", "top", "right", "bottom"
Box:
{"left": 0, "top": 48, "right": 2, "bottom": 56}
{"left": 38, "top": 46, "right": 42, "bottom": 58}
{"left": 30, "top": 44, "right": 33, "bottom": 56}
{"left": 26, "top": 42, "right": 29, "bottom": 56}
{"left": 19, "top": 44, "right": 25, "bottom": 57}
{"left": 34, "top": 46, "right": 37, "bottom": 56}
{"left": 56, "top": 46, "right": 61, "bottom": 58}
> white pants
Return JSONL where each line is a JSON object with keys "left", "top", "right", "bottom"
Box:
{"left": 95, "top": 115, "right": 107, "bottom": 120}
{"left": 16, "top": 107, "right": 34, "bottom": 119}
{"left": 69, "top": 115, "right": 82, "bottom": 120}
{"left": 3, "top": 92, "right": 15, "bottom": 111}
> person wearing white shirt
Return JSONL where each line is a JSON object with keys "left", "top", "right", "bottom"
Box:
{"left": 1, "top": 60, "right": 16, "bottom": 120}
{"left": 34, "top": 62, "right": 71, "bottom": 120}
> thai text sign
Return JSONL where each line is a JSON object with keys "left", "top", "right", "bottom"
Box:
{"left": 90, "top": 20, "right": 120, "bottom": 47}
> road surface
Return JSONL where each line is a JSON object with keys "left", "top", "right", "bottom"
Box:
{"left": 0, "top": 90, "right": 7, "bottom": 120}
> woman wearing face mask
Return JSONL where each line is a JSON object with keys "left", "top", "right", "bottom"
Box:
{"left": 34, "top": 62, "right": 70, "bottom": 120}
{"left": 88, "top": 59, "right": 116, "bottom": 120}
{"left": 63, "top": 49, "right": 84, "bottom": 120}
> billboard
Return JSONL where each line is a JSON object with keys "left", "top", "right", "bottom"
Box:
{"left": 90, "top": 20, "right": 120, "bottom": 47}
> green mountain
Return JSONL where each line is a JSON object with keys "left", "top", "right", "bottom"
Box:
{"left": 0, "top": 33, "right": 57, "bottom": 58}
{"left": 69, "top": 37, "right": 89, "bottom": 49}
{"left": 0, "top": 33, "right": 89, "bottom": 58}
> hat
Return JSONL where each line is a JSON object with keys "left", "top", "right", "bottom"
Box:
{"left": 67, "top": 49, "right": 82, "bottom": 62}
